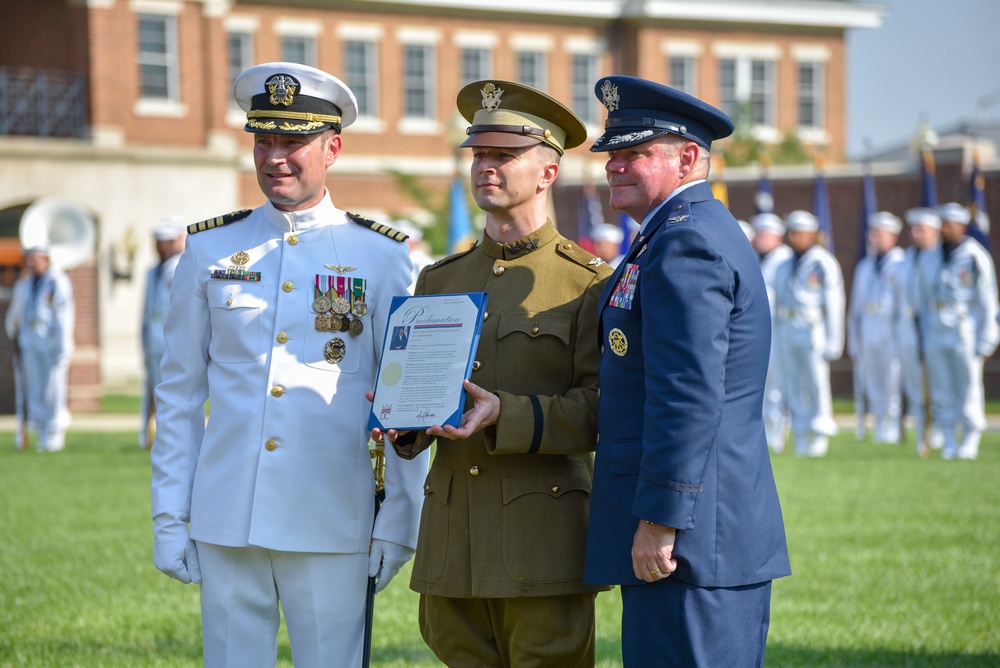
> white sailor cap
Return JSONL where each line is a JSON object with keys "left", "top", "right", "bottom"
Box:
{"left": 750, "top": 212, "right": 785, "bottom": 236}
{"left": 785, "top": 210, "right": 819, "bottom": 232}
{"left": 591, "top": 223, "right": 624, "bottom": 245}
{"left": 938, "top": 202, "right": 971, "bottom": 225}
{"left": 739, "top": 220, "right": 755, "bottom": 241}
{"left": 904, "top": 207, "right": 941, "bottom": 230}
{"left": 234, "top": 62, "right": 358, "bottom": 134}
{"left": 868, "top": 211, "right": 902, "bottom": 235}
{"left": 153, "top": 215, "right": 187, "bottom": 241}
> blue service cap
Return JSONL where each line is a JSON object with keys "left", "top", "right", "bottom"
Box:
{"left": 590, "top": 76, "right": 734, "bottom": 152}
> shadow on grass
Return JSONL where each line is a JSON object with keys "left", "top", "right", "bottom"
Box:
{"left": 768, "top": 644, "right": 1000, "bottom": 667}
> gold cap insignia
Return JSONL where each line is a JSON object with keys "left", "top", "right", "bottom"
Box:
{"left": 601, "top": 80, "right": 620, "bottom": 112}
{"left": 265, "top": 74, "right": 298, "bottom": 107}
{"left": 480, "top": 82, "right": 504, "bottom": 112}
{"left": 609, "top": 328, "right": 628, "bottom": 356}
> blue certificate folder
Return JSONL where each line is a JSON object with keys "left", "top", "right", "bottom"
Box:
{"left": 368, "top": 292, "right": 488, "bottom": 432}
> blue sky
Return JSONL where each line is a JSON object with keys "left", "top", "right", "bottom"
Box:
{"left": 846, "top": 0, "right": 1000, "bottom": 158}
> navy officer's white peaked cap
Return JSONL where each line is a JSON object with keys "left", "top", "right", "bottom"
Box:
{"left": 234, "top": 62, "right": 358, "bottom": 135}
{"left": 905, "top": 207, "right": 942, "bottom": 230}
{"left": 868, "top": 211, "right": 902, "bottom": 235}
{"left": 785, "top": 210, "right": 820, "bottom": 232}
{"left": 590, "top": 75, "right": 734, "bottom": 152}
{"left": 938, "top": 202, "right": 971, "bottom": 224}
{"left": 591, "top": 223, "right": 624, "bottom": 245}
{"left": 750, "top": 212, "right": 785, "bottom": 236}
{"left": 153, "top": 215, "right": 187, "bottom": 241}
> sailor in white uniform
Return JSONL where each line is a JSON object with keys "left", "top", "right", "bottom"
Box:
{"left": 751, "top": 212, "right": 794, "bottom": 453}
{"left": 916, "top": 202, "right": 999, "bottom": 460}
{"left": 847, "top": 211, "right": 905, "bottom": 444}
{"left": 773, "top": 210, "right": 845, "bottom": 457}
{"left": 4, "top": 245, "right": 74, "bottom": 452}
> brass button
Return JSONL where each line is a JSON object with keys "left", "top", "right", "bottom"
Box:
{"left": 265, "top": 439, "right": 278, "bottom": 451}
{"left": 551, "top": 486, "right": 559, "bottom": 493}
{"left": 287, "top": 234, "right": 299, "bottom": 246}
{"left": 469, "top": 465, "right": 480, "bottom": 477}
{"left": 282, "top": 281, "right": 294, "bottom": 293}
{"left": 483, "top": 311, "right": 489, "bottom": 320}
{"left": 472, "top": 360, "right": 481, "bottom": 371}
{"left": 531, "top": 326, "right": 539, "bottom": 335}
{"left": 276, "top": 332, "right": 288, "bottom": 344}
{"left": 424, "top": 484, "right": 431, "bottom": 492}
{"left": 270, "top": 385, "right": 285, "bottom": 398}
{"left": 563, "top": 243, "right": 573, "bottom": 250}
{"left": 493, "top": 266, "right": 505, "bottom": 276}
{"left": 226, "top": 298, "right": 234, "bottom": 306}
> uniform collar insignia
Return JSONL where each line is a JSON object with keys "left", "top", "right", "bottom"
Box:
{"left": 668, "top": 213, "right": 689, "bottom": 223}
{"left": 504, "top": 237, "right": 539, "bottom": 255}
{"left": 324, "top": 264, "right": 357, "bottom": 274}
{"left": 481, "top": 82, "right": 504, "bottom": 111}
{"left": 588, "top": 258, "right": 605, "bottom": 267}
{"left": 265, "top": 74, "right": 298, "bottom": 106}
{"left": 636, "top": 245, "right": 648, "bottom": 258}
{"left": 601, "top": 80, "right": 620, "bottom": 112}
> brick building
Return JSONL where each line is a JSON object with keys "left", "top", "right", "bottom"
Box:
{"left": 0, "top": 0, "right": 891, "bottom": 408}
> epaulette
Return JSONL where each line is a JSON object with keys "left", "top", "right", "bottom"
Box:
{"left": 556, "top": 239, "right": 612, "bottom": 274}
{"left": 187, "top": 209, "right": 253, "bottom": 235}
{"left": 424, "top": 242, "right": 478, "bottom": 271}
{"left": 347, "top": 211, "right": 408, "bottom": 242}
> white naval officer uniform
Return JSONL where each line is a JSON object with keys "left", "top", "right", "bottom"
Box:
{"left": 151, "top": 193, "right": 429, "bottom": 666}
{"left": 893, "top": 244, "right": 934, "bottom": 454}
{"left": 773, "top": 241, "right": 845, "bottom": 456}
{"left": 847, "top": 246, "right": 905, "bottom": 443}
{"left": 4, "top": 263, "right": 74, "bottom": 451}
{"left": 915, "top": 234, "right": 999, "bottom": 459}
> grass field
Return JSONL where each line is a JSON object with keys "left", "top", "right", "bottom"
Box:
{"left": 1, "top": 428, "right": 998, "bottom": 667}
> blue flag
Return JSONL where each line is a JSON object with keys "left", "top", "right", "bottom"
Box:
{"left": 447, "top": 175, "right": 474, "bottom": 253}
{"left": 618, "top": 212, "right": 633, "bottom": 255}
{"left": 920, "top": 148, "right": 938, "bottom": 208}
{"left": 968, "top": 151, "right": 990, "bottom": 249}
{"left": 858, "top": 159, "right": 877, "bottom": 257}
{"left": 814, "top": 161, "right": 834, "bottom": 252}
{"left": 755, "top": 153, "right": 774, "bottom": 213}
{"left": 576, "top": 183, "right": 604, "bottom": 254}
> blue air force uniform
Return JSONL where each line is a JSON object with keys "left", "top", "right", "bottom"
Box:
{"left": 584, "top": 76, "right": 790, "bottom": 668}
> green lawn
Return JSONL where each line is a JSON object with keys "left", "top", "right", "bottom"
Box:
{"left": 1, "top": 430, "right": 998, "bottom": 667}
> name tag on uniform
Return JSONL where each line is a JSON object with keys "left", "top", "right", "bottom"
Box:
{"left": 609, "top": 262, "right": 639, "bottom": 310}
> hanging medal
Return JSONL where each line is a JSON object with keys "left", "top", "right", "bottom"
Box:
{"left": 314, "top": 275, "right": 333, "bottom": 330}
{"left": 332, "top": 276, "right": 351, "bottom": 315}
{"left": 350, "top": 278, "right": 368, "bottom": 317}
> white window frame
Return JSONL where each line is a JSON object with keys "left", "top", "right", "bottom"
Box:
{"left": 135, "top": 11, "right": 186, "bottom": 117}
{"left": 714, "top": 43, "right": 780, "bottom": 140}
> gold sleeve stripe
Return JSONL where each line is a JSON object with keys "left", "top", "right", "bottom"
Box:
{"left": 187, "top": 209, "right": 253, "bottom": 235}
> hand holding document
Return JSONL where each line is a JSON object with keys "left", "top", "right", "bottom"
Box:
{"left": 368, "top": 292, "right": 487, "bottom": 432}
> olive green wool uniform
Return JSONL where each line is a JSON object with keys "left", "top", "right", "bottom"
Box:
{"left": 411, "top": 222, "right": 612, "bottom": 665}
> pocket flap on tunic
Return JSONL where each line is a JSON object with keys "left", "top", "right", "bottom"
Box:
{"left": 500, "top": 461, "right": 591, "bottom": 504}
{"left": 497, "top": 311, "right": 572, "bottom": 345}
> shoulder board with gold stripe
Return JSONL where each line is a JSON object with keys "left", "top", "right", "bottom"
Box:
{"left": 347, "top": 211, "right": 408, "bottom": 242}
{"left": 187, "top": 209, "right": 253, "bottom": 235}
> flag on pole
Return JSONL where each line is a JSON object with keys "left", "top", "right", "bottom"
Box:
{"left": 814, "top": 155, "right": 834, "bottom": 252}
{"left": 617, "top": 212, "right": 633, "bottom": 255}
{"left": 447, "top": 175, "right": 474, "bottom": 253}
{"left": 710, "top": 152, "right": 729, "bottom": 208}
{"left": 968, "top": 149, "right": 990, "bottom": 249}
{"left": 920, "top": 147, "right": 938, "bottom": 208}
{"left": 858, "top": 158, "right": 877, "bottom": 257}
{"left": 576, "top": 182, "right": 604, "bottom": 254}
{"left": 755, "top": 150, "right": 774, "bottom": 213}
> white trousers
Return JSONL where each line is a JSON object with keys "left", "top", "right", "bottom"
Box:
{"left": 20, "top": 350, "right": 70, "bottom": 450}
{"left": 779, "top": 333, "right": 837, "bottom": 441}
{"left": 196, "top": 543, "right": 368, "bottom": 668}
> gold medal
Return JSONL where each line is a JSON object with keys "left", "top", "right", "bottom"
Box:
{"left": 332, "top": 296, "right": 351, "bottom": 315}
{"left": 313, "top": 296, "right": 332, "bottom": 313}
{"left": 608, "top": 328, "right": 628, "bottom": 356}
{"left": 351, "top": 301, "right": 368, "bottom": 317}
{"left": 315, "top": 314, "right": 332, "bottom": 331}
{"left": 324, "top": 337, "right": 346, "bottom": 364}
{"left": 349, "top": 317, "right": 364, "bottom": 336}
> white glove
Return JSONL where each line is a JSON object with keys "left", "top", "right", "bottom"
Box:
{"left": 152, "top": 513, "right": 202, "bottom": 584}
{"left": 368, "top": 539, "right": 414, "bottom": 594}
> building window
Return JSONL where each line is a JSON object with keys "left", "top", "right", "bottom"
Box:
{"left": 345, "top": 40, "right": 378, "bottom": 117}
{"left": 798, "top": 61, "right": 824, "bottom": 129}
{"left": 571, "top": 53, "right": 598, "bottom": 124}
{"left": 282, "top": 35, "right": 316, "bottom": 67}
{"left": 228, "top": 32, "right": 253, "bottom": 107}
{"left": 461, "top": 48, "right": 492, "bottom": 85}
{"left": 719, "top": 57, "right": 775, "bottom": 127}
{"left": 669, "top": 56, "right": 697, "bottom": 96}
{"left": 517, "top": 51, "right": 547, "bottom": 90}
{"left": 137, "top": 14, "right": 178, "bottom": 100}
{"left": 403, "top": 43, "right": 436, "bottom": 119}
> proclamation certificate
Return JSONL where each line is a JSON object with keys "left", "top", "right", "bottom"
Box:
{"left": 368, "top": 292, "right": 488, "bottom": 431}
